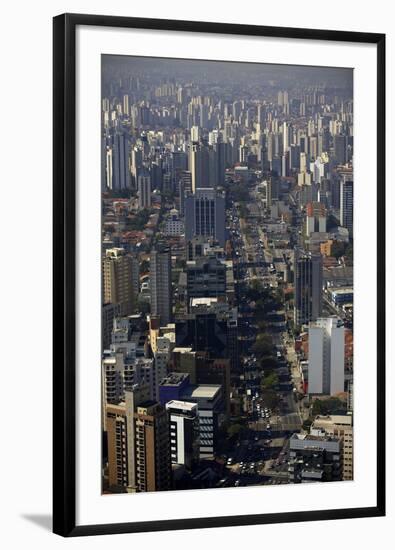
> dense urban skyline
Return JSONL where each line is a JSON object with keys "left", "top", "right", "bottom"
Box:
{"left": 101, "top": 55, "right": 353, "bottom": 494}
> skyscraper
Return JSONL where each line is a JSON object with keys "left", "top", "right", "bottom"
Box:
{"left": 105, "top": 383, "right": 150, "bottom": 492}
{"left": 150, "top": 247, "right": 172, "bottom": 325}
{"left": 137, "top": 173, "right": 151, "bottom": 209}
{"left": 165, "top": 400, "right": 199, "bottom": 469}
{"left": 308, "top": 316, "right": 345, "bottom": 395}
{"left": 305, "top": 201, "right": 327, "bottom": 236}
{"left": 334, "top": 134, "right": 347, "bottom": 165}
{"left": 294, "top": 248, "right": 323, "bottom": 326}
{"left": 112, "top": 132, "right": 131, "bottom": 190}
{"left": 184, "top": 189, "right": 226, "bottom": 246}
{"left": 189, "top": 142, "right": 219, "bottom": 191}
{"left": 134, "top": 400, "right": 172, "bottom": 492}
{"left": 103, "top": 248, "right": 137, "bottom": 316}
{"left": 189, "top": 142, "right": 205, "bottom": 192}
{"left": 340, "top": 178, "right": 353, "bottom": 238}
{"left": 130, "top": 146, "right": 143, "bottom": 188}
{"left": 105, "top": 385, "right": 171, "bottom": 493}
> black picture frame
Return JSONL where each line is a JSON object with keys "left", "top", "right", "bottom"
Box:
{"left": 53, "top": 13, "right": 386, "bottom": 537}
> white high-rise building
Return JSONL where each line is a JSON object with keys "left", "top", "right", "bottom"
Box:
{"left": 308, "top": 316, "right": 345, "bottom": 395}
{"left": 190, "top": 125, "right": 200, "bottom": 143}
{"left": 165, "top": 400, "right": 199, "bottom": 469}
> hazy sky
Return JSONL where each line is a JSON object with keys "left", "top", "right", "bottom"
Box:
{"left": 102, "top": 54, "right": 353, "bottom": 91}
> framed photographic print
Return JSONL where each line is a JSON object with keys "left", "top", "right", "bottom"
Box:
{"left": 53, "top": 13, "right": 386, "bottom": 537}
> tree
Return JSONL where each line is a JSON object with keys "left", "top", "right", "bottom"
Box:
{"left": 129, "top": 208, "right": 149, "bottom": 230}
{"left": 260, "top": 356, "right": 278, "bottom": 369}
{"left": 261, "top": 370, "right": 279, "bottom": 390}
{"left": 302, "top": 418, "right": 313, "bottom": 431}
{"left": 257, "top": 320, "right": 269, "bottom": 332}
{"left": 239, "top": 203, "right": 249, "bottom": 219}
{"left": 327, "top": 213, "right": 339, "bottom": 231}
{"left": 345, "top": 243, "right": 353, "bottom": 262}
{"left": 227, "top": 423, "right": 243, "bottom": 438}
{"left": 253, "top": 333, "right": 273, "bottom": 357}
{"left": 229, "top": 183, "right": 249, "bottom": 202}
{"left": 260, "top": 389, "right": 280, "bottom": 411}
{"left": 331, "top": 240, "right": 346, "bottom": 259}
{"left": 246, "top": 280, "right": 264, "bottom": 302}
{"left": 311, "top": 397, "right": 346, "bottom": 416}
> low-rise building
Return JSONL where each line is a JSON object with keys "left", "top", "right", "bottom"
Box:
{"left": 311, "top": 414, "right": 353, "bottom": 480}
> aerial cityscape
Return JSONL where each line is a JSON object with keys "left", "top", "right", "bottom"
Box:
{"left": 101, "top": 55, "right": 353, "bottom": 494}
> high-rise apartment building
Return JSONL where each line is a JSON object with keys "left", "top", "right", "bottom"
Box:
{"left": 130, "top": 146, "right": 143, "bottom": 188}
{"left": 305, "top": 201, "right": 327, "bottom": 236}
{"left": 180, "top": 384, "right": 224, "bottom": 459}
{"left": 334, "top": 134, "right": 347, "bottom": 165}
{"left": 137, "top": 173, "right": 151, "bottom": 208}
{"left": 103, "top": 248, "right": 137, "bottom": 316}
{"left": 102, "top": 302, "right": 120, "bottom": 350}
{"left": 340, "top": 178, "right": 353, "bottom": 238}
{"left": 293, "top": 248, "right": 323, "bottom": 326}
{"left": 105, "top": 384, "right": 150, "bottom": 491}
{"left": 112, "top": 132, "right": 131, "bottom": 190}
{"left": 185, "top": 189, "right": 226, "bottom": 247}
{"left": 185, "top": 257, "right": 227, "bottom": 303}
{"left": 308, "top": 316, "right": 345, "bottom": 395}
{"left": 166, "top": 400, "right": 199, "bottom": 469}
{"left": 134, "top": 400, "right": 172, "bottom": 492}
{"left": 189, "top": 142, "right": 206, "bottom": 192}
{"left": 105, "top": 385, "right": 171, "bottom": 493}
{"left": 150, "top": 247, "right": 172, "bottom": 326}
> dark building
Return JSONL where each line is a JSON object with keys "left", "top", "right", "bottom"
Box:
{"left": 159, "top": 372, "right": 190, "bottom": 406}
{"left": 288, "top": 433, "right": 341, "bottom": 483}
{"left": 294, "top": 248, "right": 323, "bottom": 326}
{"left": 184, "top": 189, "right": 226, "bottom": 247}
{"left": 176, "top": 313, "right": 227, "bottom": 358}
{"left": 180, "top": 384, "right": 224, "bottom": 459}
{"left": 185, "top": 257, "right": 226, "bottom": 303}
{"left": 340, "top": 178, "right": 353, "bottom": 239}
{"left": 334, "top": 134, "right": 347, "bottom": 165}
{"left": 150, "top": 246, "right": 172, "bottom": 326}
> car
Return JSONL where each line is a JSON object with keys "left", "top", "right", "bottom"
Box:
{"left": 266, "top": 424, "right": 271, "bottom": 430}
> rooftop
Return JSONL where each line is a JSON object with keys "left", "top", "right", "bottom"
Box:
{"left": 183, "top": 384, "right": 221, "bottom": 400}
{"left": 160, "top": 372, "right": 190, "bottom": 386}
{"left": 165, "top": 400, "right": 197, "bottom": 412}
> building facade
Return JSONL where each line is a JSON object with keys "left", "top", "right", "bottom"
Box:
{"left": 150, "top": 247, "right": 172, "bottom": 326}
{"left": 311, "top": 414, "right": 353, "bottom": 480}
{"left": 166, "top": 400, "right": 199, "bottom": 470}
{"left": 308, "top": 316, "right": 345, "bottom": 395}
{"left": 294, "top": 248, "right": 323, "bottom": 326}
{"left": 185, "top": 189, "right": 226, "bottom": 247}
{"left": 103, "top": 248, "right": 137, "bottom": 316}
